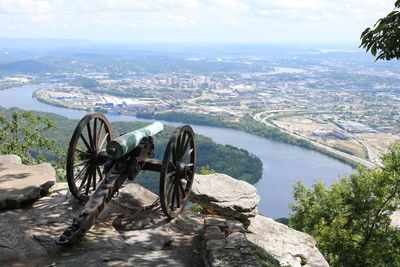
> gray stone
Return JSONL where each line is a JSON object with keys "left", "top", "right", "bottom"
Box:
{"left": 247, "top": 215, "right": 329, "bottom": 267}
{"left": 226, "top": 220, "right": 245, "bottom": 234}
{"left": 0, "top": 162, "right": 55, "bottom": 209}
{"left": 205, "top": 226, "right": 225, "bottom": 240}
{"left": 189, "top": 174, "right": 260, "bottom": 226}
{"left": 0, "top": 182, "right": 205, "bottom": 266}
{"left": 112, "top": 182, "right": 160, "bottom": 211}
{"left": 206, "top": 239, "right": 225, "bottom": 250}
{"left": 225, "top": 232, "right": 251, "bottom": 248}
{"left": 240, "top": 247, "right": 253, "bottom": 254}
{"left": 202, "top": 215, "right": 265, "bottom": 267}
{"left": 0, "top": 169, "right": 329, "bottom": 267}
{"left": 204, "top": 216, "right": 226, "bottom": 228}
{"left": 0, "top": 154, "right": 22, "bottom": 165}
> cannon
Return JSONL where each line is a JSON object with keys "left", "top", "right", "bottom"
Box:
{"left": 56, "top": 113, "right": 196, "bottom": 245}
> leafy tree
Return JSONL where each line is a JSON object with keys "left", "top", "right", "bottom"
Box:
{"left": 199, "top": 165, "right": 216, "bottom": 175}
{"left": 70, "top": 77, "right": 99, "bottom": 88}
{"left": 360, "top": 0, "right": 400, "bottom": 60}
{"left": 189, "top": 204, "right": 204, "bottom": 213}
{"left": 289, "top": 142, "right": 400, "bottom": 266}
{"left": 0, "top": 110, "right": 56, "bottom": 163}
{"left": 0, "top": 110, "right": 66, "bottom": 181}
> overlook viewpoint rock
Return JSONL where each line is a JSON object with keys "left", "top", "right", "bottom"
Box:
{"left": 0, "top": 155, "right": 328, "bottom": 267}
{"left": 0, "top": 156, "right": 55, "bottom": 210}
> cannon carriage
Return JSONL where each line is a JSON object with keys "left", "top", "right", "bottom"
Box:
{"left": 56, "top": 113, "right": 196, "bottom": 245}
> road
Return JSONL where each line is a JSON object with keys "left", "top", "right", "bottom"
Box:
{"left": 253, "top": 110, "right": 378, "bottom": 169}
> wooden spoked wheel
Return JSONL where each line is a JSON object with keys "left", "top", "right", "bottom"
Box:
{"left": 160, "top": 125, "right": 196, "bottom": 219}
{"left": 66, "top": 113, "right": 112, "bottom": 202}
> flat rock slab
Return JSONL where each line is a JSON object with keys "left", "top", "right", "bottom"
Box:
{"left": 0, "top": 162, "right": 55, "bottom": 209}
{"left": 0, "top": 155, "right": 22, "bottom": 165}
{"left": 189, "top": 174, "right": 260, "bottom": 226}
{"left": 247, "top": 215, "right": 329, "bottom": 267}
{"left": 0, "top": 182, "right": 204, "bottom": 267}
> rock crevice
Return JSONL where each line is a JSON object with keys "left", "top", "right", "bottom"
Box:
{"left": 189, "top": 173, "right": 329, "bottom": 267}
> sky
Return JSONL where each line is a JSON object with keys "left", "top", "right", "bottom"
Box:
{"left": 0, "top": 0, "right": 396, "bottom": 43}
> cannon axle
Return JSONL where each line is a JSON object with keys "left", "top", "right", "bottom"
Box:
{"left": 58, "top": 113, "right": 197, "bottom": 246}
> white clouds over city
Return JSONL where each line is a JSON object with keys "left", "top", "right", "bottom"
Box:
{"left": 0, "top": 0, "right": 395, "bottom": 42}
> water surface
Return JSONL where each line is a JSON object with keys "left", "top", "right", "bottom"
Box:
{"left": 0, "top": 84, "right": 355, "bottom": 218}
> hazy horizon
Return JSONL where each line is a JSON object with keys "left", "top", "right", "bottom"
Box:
{"left": 0, "top": 0, "right": 395, "bottom": 43}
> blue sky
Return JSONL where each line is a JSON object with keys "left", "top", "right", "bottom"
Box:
{"left": 0, "top": 0, "right": 396, "bottom": 43}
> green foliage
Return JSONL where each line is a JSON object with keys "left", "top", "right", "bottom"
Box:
{"left": 360, "top": 1, "right": 400, "bottom": 60}
{"left": 254, "top": 246, "right": 280, "bottom": 267}
{"left": 0, "top": 110, "right": 56, "bottom": 163}
{"left": 3, "top": 108, "right": 261, "bottom": 189}
{"left": 0, "top": 83, "right": 25, "bottom": 91}
{"left": 0, "top": 107, "right": 262, "bottom": 190}
{"left": 70, "top": 77, "right": 99, "bottom": 88}
{"left": 275, "top": 217, "right": 289, "bottom": 225}
{"left": 199, "top": 165, "right": 216, "bottom": 175}
{"left": 289, "top": 142, "right": 400, "bottom": 266}
{"left": 0, "top": 109, "right": 66, "bottom": 180}
{"left": 189, "top": 204, "right": 204, "bottom": 213}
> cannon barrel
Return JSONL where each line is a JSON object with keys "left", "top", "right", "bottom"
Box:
{"left": 106, "top": 121, "right": 164, "bottom": 159}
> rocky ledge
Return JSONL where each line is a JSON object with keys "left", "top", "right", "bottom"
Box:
{"left": 0, "top": 155, "right": 55, "bottom": 209}
{"left": 0, "top": 155, "right": 329, "bottom": 267}
{"left": 189, "top": 173, "right": 260, "bottom": 227}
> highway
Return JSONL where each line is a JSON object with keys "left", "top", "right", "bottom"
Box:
{"left": 253, "top": 110, "right": 378, "bottom": 169}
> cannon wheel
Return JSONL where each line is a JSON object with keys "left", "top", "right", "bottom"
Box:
{"left": 66, "top": 113, "right": 112, "bottom": 202}
{"left": 160, "top": 125, "right": 196, "bottom": 219}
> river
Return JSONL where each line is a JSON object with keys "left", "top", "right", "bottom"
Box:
{"left": 0, "top": 84, "right": 355, "bottom": 218}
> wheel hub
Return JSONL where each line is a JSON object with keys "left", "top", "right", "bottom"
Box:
{"left": 176, "top": 162, "right": 188, "bottom": 179}
{"left": 91, "top": 149, "right": 108, "bottom": 165}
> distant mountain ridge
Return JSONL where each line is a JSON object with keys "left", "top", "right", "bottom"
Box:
{"left": 0, "top": 59, "right": 53, "bottom": 73}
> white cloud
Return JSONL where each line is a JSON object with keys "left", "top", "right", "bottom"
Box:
{"left": 0, "top": 0, "right": 50, "bottom": 14}
{"left": 0, "top": 0, "right": 396, "bottom": 42}
{"left": 214, "top": 0, "right": 250, "bottom": 12}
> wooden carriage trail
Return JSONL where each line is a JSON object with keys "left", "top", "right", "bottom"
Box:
{"left": 57, "top": 113, "right": 197, "bottom": 245}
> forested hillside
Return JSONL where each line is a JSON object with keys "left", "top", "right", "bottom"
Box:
{"left": 0, "top": 107, "right": 262, "bottom": 192}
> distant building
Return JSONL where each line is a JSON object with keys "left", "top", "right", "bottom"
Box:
{"left": 312, "top": 129, "right": 349, "bottom": 140}
{"left": 338, "top": 121, "right": 376, "bottom": 133}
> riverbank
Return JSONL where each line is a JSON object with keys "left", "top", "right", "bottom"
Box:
{"left": 137, "top": 112, "right": 368, "bottom": 169}
{"left": 33, "top": 89, "right": 92, "bottom": 111}
{"left": 32, "top": 91, "right": 365, "bottom": 168}
{"left": 0, "top": 84, "right": 355, "bottom": 218}
{"left": 33, "top": 88, "right": 374, "bottom": 169}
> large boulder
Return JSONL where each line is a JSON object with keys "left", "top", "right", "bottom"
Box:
{"left": 247, "top": 215, "right": 329, "bottom": 267}
{"left": 0, "top": 154, "right": 22, "bottom": 165}
{"left": 189, "top": 174, "right": 260, "bottom": 227}
{"left": 0, "top": 162, "right": 56, "bottom": 209}
{"left": 189, "top": 173, "right": 328, "bottom": 266}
